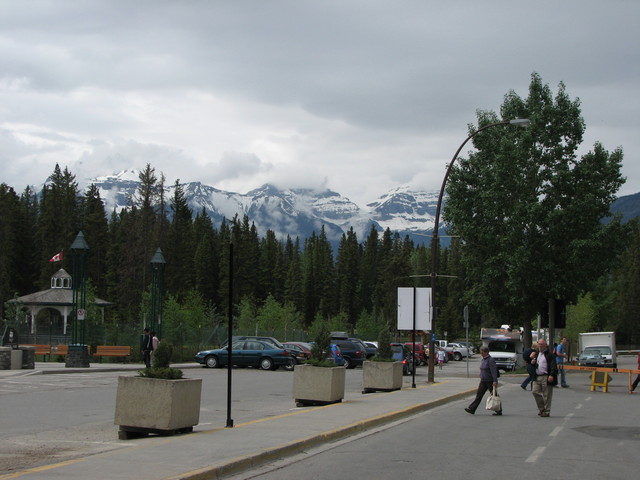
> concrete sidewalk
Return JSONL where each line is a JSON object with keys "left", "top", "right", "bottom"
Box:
{"left": 1, "top": 364, "right": 477, "bottom": 480}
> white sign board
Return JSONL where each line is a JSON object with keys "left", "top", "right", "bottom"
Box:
{"left": 397, "top": 287, "right": 431, "bottom": 331}
{"left": 77, "top": 309, "right": 86, "bottom": 320}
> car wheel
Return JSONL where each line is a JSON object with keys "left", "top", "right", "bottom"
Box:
{"left": 454, "top": 352, "right": 462, "bottom": 361}
{"left": 205, "top": 355, "right": 218, "bottom": 368}
{"left": 343, "top": 358, "right": 352, "bottom": 369}
{"left": 260, "top": 357, "right": 274, "bottom": 371}
{"left": 282, "top": 357, "right": 295, "bottom": 371}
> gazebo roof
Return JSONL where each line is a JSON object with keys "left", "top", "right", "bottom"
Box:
{"left": 9, "top": 269, "right": 112, "bottom": 307}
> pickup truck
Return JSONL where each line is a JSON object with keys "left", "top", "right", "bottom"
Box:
{"left": 447, "top": 342, "right": 473, "bottom": 361}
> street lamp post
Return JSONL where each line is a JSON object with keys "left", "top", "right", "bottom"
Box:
{"left": 150, "top": 248, "right": 166, "bottom": 338}
{"left": 428, "top": 119, "right": 529, "bottom": 383}
{"left": 68, "top": 231, "right": 90, "bottom": 368}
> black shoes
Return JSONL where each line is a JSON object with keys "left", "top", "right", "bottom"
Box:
{"left": 464, "top": 407, "right": 474, "bottom": 414}
{"left": 493, "top": 411, "right": 502, "bottom": 416}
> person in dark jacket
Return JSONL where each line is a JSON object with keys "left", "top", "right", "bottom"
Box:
{"left": 531, "top": 338, "right": 557, "bottom": 417}
{"left": 465, "top": 346, "right": 502, "bottom": 416}
{"left": 521, "top": 341, "right": 538, "bottom": 390}
{"left": 141, "top": 328, "right": 153, "bottom": 368}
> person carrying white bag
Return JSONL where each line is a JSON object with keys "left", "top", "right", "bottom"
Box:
{"left": 465, "top": 346, "right": 502, "bottom": 416}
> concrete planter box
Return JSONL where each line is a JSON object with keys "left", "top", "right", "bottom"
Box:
{"left": 114, "top": 376, "right": 202, "bottom": 438}
{"left": 362, "top": 361, "right": 403, "bottom": 393}
{"left": 293, "top": 364, "right": 345, "bottom": 406}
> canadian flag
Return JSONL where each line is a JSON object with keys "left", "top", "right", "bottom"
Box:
{"left": 49, "top": 251, "right": 63, "bottom": 263}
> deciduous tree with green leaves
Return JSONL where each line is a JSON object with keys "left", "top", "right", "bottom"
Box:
{"left": 444, "top": 73, "right": 627, "bottom": 347}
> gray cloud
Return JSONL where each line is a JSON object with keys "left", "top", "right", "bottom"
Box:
{"left": 0, "top": 0, "right": 638, "bottom": 206}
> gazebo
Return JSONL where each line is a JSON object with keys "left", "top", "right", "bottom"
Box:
{"left": 8, "top": 269, "right": 112, "bottom": 344}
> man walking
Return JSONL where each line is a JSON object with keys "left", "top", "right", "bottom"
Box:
{"left": 555, "top": 337, "right": 569, "bottom": 388}
{"left": 531, "top": 338, "right": 557, "bottom": 417}
{"left": 465, "top": 346, "right": 502, "bottom": 416}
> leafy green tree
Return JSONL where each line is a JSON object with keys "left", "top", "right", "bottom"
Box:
{"left": 444, "top": 73, "right": 626, "bottom": 347}
{"left": 355, "top": 309, "right": 388, "bottom": 342}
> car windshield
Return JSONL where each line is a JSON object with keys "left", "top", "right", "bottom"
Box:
{"left": 584, "top": 347, "right": 608, "bottom": 355}
{"left": 488, "top": 341, "right": 516, "bottom": 353}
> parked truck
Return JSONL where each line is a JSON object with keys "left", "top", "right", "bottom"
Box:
{"left": 578, "top": 332, "right": 617, "bottom": 369}
{"left": 481, "top": 328, "right": 524, "bottom": 372}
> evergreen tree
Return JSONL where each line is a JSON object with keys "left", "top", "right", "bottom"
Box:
{"left": 81, "top": 184, "right": 109, "bottom": 294}
{"left": 165, "top": 180, "right": 195, "bottom": 299}
{"left": 335, "top": 227, "right": 361, "bottom": 327}
{"left": 37, "top": 164, "right": 81, "bottom": 287}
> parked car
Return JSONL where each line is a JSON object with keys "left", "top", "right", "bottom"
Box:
{"left": 578, "top": 347, "right": 606, "bottom": 368}
{"left": 390, "top": 343, "right": 416, "bottom": 375}
{"left": 221, "top": 335, "right": 285, "bottom": 349}
{"left": 195, "top": 340, "right": 293, "bottom": 370}
{"left": 306, "top": 342, "right": 345, "bottom": 365}
{"left": 455, "top": 341, "right": 476, "bottom": 354}
{"left": 350, "top": 338, "right": 376, "bottom": 359}
{"left": 330, "top": 344, "right": 345, "bottom": 366}
{"left": 447, "top": 342, "right": 473, "bottom": 361}
{"left": 331, "top": 339, "right": 366, "bottom": 369}
{"left": 283, "top": 341, "right": 313, "bottom": 364}
{"left": 404, "top": 342, "right": 427, "bottom": 365}
{"left": 363, "top": 341, "right": 378, "bottom": 359}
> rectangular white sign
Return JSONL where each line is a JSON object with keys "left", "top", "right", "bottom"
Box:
{"left": 397, "top": 287, "right": 431, "bottom": 331}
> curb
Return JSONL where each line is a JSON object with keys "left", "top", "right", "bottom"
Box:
{"left": 171, "top": 387, "right": 476, "bottom": 480}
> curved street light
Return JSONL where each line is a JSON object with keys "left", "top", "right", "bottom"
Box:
{"left": 428, "top": 118, "right": 530, "bottom": 383}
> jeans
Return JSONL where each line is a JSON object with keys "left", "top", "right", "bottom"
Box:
{"left": 521, "top": 364, "right": 536, "bottom": 388}
{"left": 558, "top": 364, "right": 567, "bottom": 386}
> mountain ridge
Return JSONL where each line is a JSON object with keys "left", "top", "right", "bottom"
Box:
{"left": 88, "top": 169, "right": 639, "bottom": 246}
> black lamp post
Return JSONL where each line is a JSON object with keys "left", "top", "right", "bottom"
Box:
{"left": 428, "top": 118, "right": 530, "bottom": 383}
{"left": 150, "top": 248, "right": 166, "bottom": 338}
{"left": 67, "top": 231, "right": 90, "bottom": 368}
{"left": 70, "top": 231, "right": 89, "bottom": 346}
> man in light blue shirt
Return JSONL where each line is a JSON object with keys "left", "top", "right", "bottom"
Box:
{"left": 555, "top": 337, "right": 569, "bottom": 388}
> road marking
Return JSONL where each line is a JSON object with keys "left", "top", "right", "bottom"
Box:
{"left": 526, "top": 446, "right": 546, "bottom": 463}
{"left": 549, "top": 426, "right": 562, "bottom": 437}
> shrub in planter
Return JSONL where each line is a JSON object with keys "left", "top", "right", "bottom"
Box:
{"left": 137, "top": 341, "right": 183, "bottom": 379}
{"left": 293, "top": 323, "right": 345, "bottom": 406}
{"left": 362, "top": 327, "right": 403, "bottom": 393}
{"left": 115, "top": 341, "right": 200, "bottom": 438}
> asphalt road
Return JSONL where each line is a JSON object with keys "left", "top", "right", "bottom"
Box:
{"left": 1, "top": 355, "right": 636, "bottom": 476}
{"left": 224, "top": 360, "right": 640, "bottom": 480}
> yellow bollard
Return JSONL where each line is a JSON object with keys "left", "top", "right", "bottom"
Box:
{"left": 590, "top": 370, "right": 611, "bottom": 392}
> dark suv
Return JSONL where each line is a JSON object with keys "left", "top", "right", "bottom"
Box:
{"left": 330, "top": 334, "right": 367, "bottom": 369}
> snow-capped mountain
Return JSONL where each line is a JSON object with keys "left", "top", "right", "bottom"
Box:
{"left": 90, "top": 170, "right": 439, "bottom": 245}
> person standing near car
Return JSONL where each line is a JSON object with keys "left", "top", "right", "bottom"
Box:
{"left": 555, "top": 337, "right": 569, "bottom": 388}
{"left": 465, "top": 346, "right": 502, "bottom": 416}
{"left": 531, "top": 338, "right": 557, "bottom": 417}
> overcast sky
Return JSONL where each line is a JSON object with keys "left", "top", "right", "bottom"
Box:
{"left": 1, "top": 1, "right": 638, "bottom": 207}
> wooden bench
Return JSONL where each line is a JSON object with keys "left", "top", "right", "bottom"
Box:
{"left": 94, "top": 345, "right": 132, "bottom": 363}
{"left": 21, "top": 344, "right": 51, "bottom": 359}
{"left": 55, "top": 345, "right": 91, "bottom": 356}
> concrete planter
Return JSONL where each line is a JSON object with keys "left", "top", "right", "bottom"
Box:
{"left": 293, "top": 364, "right": 345, "bottom": 406}
{"left": 362, "top": 360, "right": 403, "bottom": 393}
{"left": 114, "top": 376, "right": 202, "bottom": 439}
